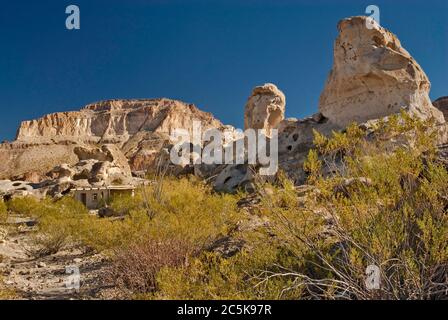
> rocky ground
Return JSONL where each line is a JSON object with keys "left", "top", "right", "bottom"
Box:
{"left": 0, "top": 218, "right": 116, "bottom": 300}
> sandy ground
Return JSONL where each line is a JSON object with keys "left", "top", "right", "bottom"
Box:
{"left": 0, "top": 218, "right": 116, "bottom": 300}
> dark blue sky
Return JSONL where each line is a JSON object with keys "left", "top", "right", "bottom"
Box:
{"left": 0, "top": 0, "right": 446, "bottom": 140}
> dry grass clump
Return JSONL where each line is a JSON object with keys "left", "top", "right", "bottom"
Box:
{"left": 104, "top": 238, "right": 192, "bottom": 295}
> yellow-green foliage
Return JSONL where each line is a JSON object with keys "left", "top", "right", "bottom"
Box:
{"left": 26, "top": 197, "right": 90, "bottom": 255}
{"left": 0, "top": 200, "right": 7, "bottom": 222}
{"left": 27, "top": 177, "right": 243, "bottom": 256}
{"left": 0, "top": 276, "right": 16, "bottom": 300}
{"left": 7, "top": 196, "right": 44, "bottom": 217}
{"left": 137, "top": 177, "right": 242, "bottom": 246}
{"left": 80, "top": 177, "right": 243, "bottom": 253}
{"left": 155, "top": 241, "right": 303, "bottom": 300}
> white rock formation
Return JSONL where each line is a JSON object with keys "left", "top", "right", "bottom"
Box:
{"left": 244, "top": 83, "right": 285, "bottom": 137}
{"left": 16, "top": 99, "right": 224, "bottom": 144}
{"left": 319, "top": 16, "right": 444, "bottom": 128}
{"left": 1, "top": 99, "right": 229, "bottom": 181}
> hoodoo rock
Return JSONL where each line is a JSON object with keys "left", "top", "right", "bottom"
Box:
{"left": 319, "top": 16, "right": 444, "bottom": 128}
{"left": 244, "top": 83, "right": 285, "bottom": 137}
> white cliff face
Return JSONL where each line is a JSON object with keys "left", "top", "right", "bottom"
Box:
{"left": 2, "top": 98, "right": 228, "bottom": 181}
{"left": 319, "top": 16, "right": 444, "bottom": 128}
{"left": 16, "top": 99, "right": 224, "bottom": 143}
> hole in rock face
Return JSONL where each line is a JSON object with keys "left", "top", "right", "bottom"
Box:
{"left": 224, "top": 176, "right": 232, "bottom": 184}
{"left": 292, "top": 133, "right": 299, "bottom": 142}
{"left": 287, "top": 146, "right": 293, "bottom": 151}
{"left": 372, "top": 36, "right": 385, "bottom": 47}
{"left": 12, "top": 182, "right": 22, "bottom": 187}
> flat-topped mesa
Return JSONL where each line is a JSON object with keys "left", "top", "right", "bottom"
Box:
{"left": 15, "top": 98, "right": 224, "bottom": 143}
{"left": 319, "top": 16, "right": 444, "bottom": 128}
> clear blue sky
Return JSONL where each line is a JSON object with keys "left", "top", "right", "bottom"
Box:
{"left": 0, "top": 0, "right": 446, "bottom": 140}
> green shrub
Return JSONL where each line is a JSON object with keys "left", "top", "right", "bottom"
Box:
{"left": 7, "top": 196, "right": 45, "bottom": 217}
{"left": 0, "top": 200, "right": 7, "bottom": 222}
{"left": 28, "top": 197, "right": 90, "bottom": 256}
{"left": 27, "top": 177, "right": 243, "bottom": 259}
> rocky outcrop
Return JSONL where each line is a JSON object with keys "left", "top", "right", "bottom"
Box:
{"left": 319, "top": 16, "right": 444, "bottom": 128}
{"left": 48, "top": 145, "right": 132, "bottom": 185}
{"left": 0, "top": 180, "right": 36, "bottom": 199}
{"left": 1, "top": 99, "right": 228, "bottom": 181}
{"left": 433, "top": 97, "right": 448, "bottom": 120}
{"left": 244, "top": 83, "right": 285, "bottom": 137}
{"left": 0, "top": 142, "right": 79, "bottom": 182}
{"left": 213, "top": 164, "right": 254, "bottom": 193}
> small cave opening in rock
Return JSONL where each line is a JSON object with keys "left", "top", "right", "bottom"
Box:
{"left": 292, "top": 133, "right": 299, "bottom": 142}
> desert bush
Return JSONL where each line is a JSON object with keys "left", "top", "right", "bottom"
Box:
{"left": 141, "top": 177, "right": 242, "bottom": 246}
{"left": 24, "top": 176, "right": 242, "bottom": 263}
{"left": 0, "top": 276, "right": 16, "bottom": 300}
{"left": 0, "top": 200, "right": 7, "bottom": 222}
{"left": 28, "top": 197, "right": 90, "bottom": 256}
{"left": 105, "top": 238, "right": 192, "bottom": 296}
{"left": 75, "top": 177, "right": 243, "bottom": 253}
{"left": 94, "top": 177, "right": 244, "bottom": 296}
{"left": 7, "top": 196, "right": 45, "bottom": 217}
{"left": 155, "top": 240, "right": 304, "bottom": 300}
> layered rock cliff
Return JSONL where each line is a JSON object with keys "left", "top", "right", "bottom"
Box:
{"left": 1, "top": 99, "right": 228, "bottom": 181}
{"left": 16, "top": 99, "right": 223, "bottom": 144}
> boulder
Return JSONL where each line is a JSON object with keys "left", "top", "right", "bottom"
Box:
{"left": 213, "top": 164, "right": 254, "bottom": 193}
{"left": 0, "top": 180, "right": 37, "bottom": 199}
